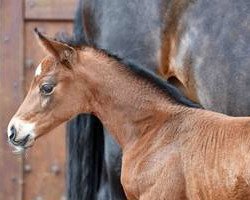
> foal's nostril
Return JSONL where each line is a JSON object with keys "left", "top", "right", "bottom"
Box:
{"left": 9, "top": 125, "right": 17, "bottom": 140}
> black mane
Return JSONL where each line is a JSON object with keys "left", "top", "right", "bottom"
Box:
{"left": 57, "top": 34, "right": 202, "bottom": 109}
{"left": 101, "top": 49, "right": 202, "bottom": 109}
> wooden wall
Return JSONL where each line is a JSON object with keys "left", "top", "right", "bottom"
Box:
{"left": 0, "top": 0, "right": 76, "bottom": 199}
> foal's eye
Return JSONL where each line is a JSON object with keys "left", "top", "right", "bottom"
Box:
{"left": 40, "top": 84, "right": 54, "bottom": 95}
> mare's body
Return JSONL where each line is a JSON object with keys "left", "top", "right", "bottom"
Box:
{"left": 65, "top": 0, "right": 250, "bottom": 199}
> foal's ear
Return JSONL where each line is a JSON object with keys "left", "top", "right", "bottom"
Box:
{"left": 34, "top": 28, "right": 76, "bottom": 68}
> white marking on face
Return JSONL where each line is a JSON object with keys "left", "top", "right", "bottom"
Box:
{"left": 7, "top": 117, "right": 36, "bottom": 141}
{"left": 35, "top": 63, "right": 42, "bottom": 76}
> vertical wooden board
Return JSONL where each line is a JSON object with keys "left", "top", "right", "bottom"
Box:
{"left": 0, "top": 1, "right": 24, "bottom": 200}
{"left": 23, "top": 22, "right": 73, "bottom": 200}
{"left": 25, "top": 0, "right": 76, "bottom": 20}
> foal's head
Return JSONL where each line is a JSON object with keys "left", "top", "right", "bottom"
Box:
{"left": 7, "top": 29, "right": 89, "bottom": 152}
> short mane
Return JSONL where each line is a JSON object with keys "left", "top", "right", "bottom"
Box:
{"left": 98, "top": 49, "right": 202, "bottom": 109}
{"left": 57, "top": 36, "right": 202, "bottom": 109}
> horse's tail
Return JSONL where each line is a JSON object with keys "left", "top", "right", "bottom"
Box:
{"left": 66, "top": 1, "right": 105, "bottom": 199}
{"left": 66, "top": 114, "right": 104, "bottom": 200}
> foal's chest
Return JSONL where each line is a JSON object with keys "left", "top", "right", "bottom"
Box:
{"left": 121, "top": 142, "right": 181, "bottom": 199}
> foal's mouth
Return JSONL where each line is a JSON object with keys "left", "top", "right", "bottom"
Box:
{"left": 9, "top": 134, "right": 34, "bottom": 154}
{"left": 11, "top": 134, "right": 30, "bottom": 146}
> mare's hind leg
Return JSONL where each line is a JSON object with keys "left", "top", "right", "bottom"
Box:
{"left": 104, "top": 129, "right": 126, "bottom": 200}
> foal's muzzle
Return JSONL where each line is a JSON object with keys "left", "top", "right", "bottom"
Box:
{"left": 8, "top": 125, "right": 30, "bottom": 147}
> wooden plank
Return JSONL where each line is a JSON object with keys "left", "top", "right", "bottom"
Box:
{"left": 25, "top": 0, "right": 76, "bottom": 20}
{"left": 23, "top": 22, "right": 73, "bottom": 200}
{"left": 0, "top": 1, "right": 24, "bottom": 200}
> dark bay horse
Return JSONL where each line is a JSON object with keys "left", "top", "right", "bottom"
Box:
{"left": 62, "top": 0, "right": 250, "bottom": 199}
{"left": 8, "top": 31, "right": 250, "bottom": 200}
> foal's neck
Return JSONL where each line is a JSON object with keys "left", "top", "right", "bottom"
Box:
{"left": 77, "top": 48, "right": 189, "bottom": 149}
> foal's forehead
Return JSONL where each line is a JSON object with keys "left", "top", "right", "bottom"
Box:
{"left": 34, "top": 56, "right": 56, "bottom": 77}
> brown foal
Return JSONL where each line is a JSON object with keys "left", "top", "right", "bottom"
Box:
{"left": 7, "top": 30, "right": 250, "bottom": 199}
